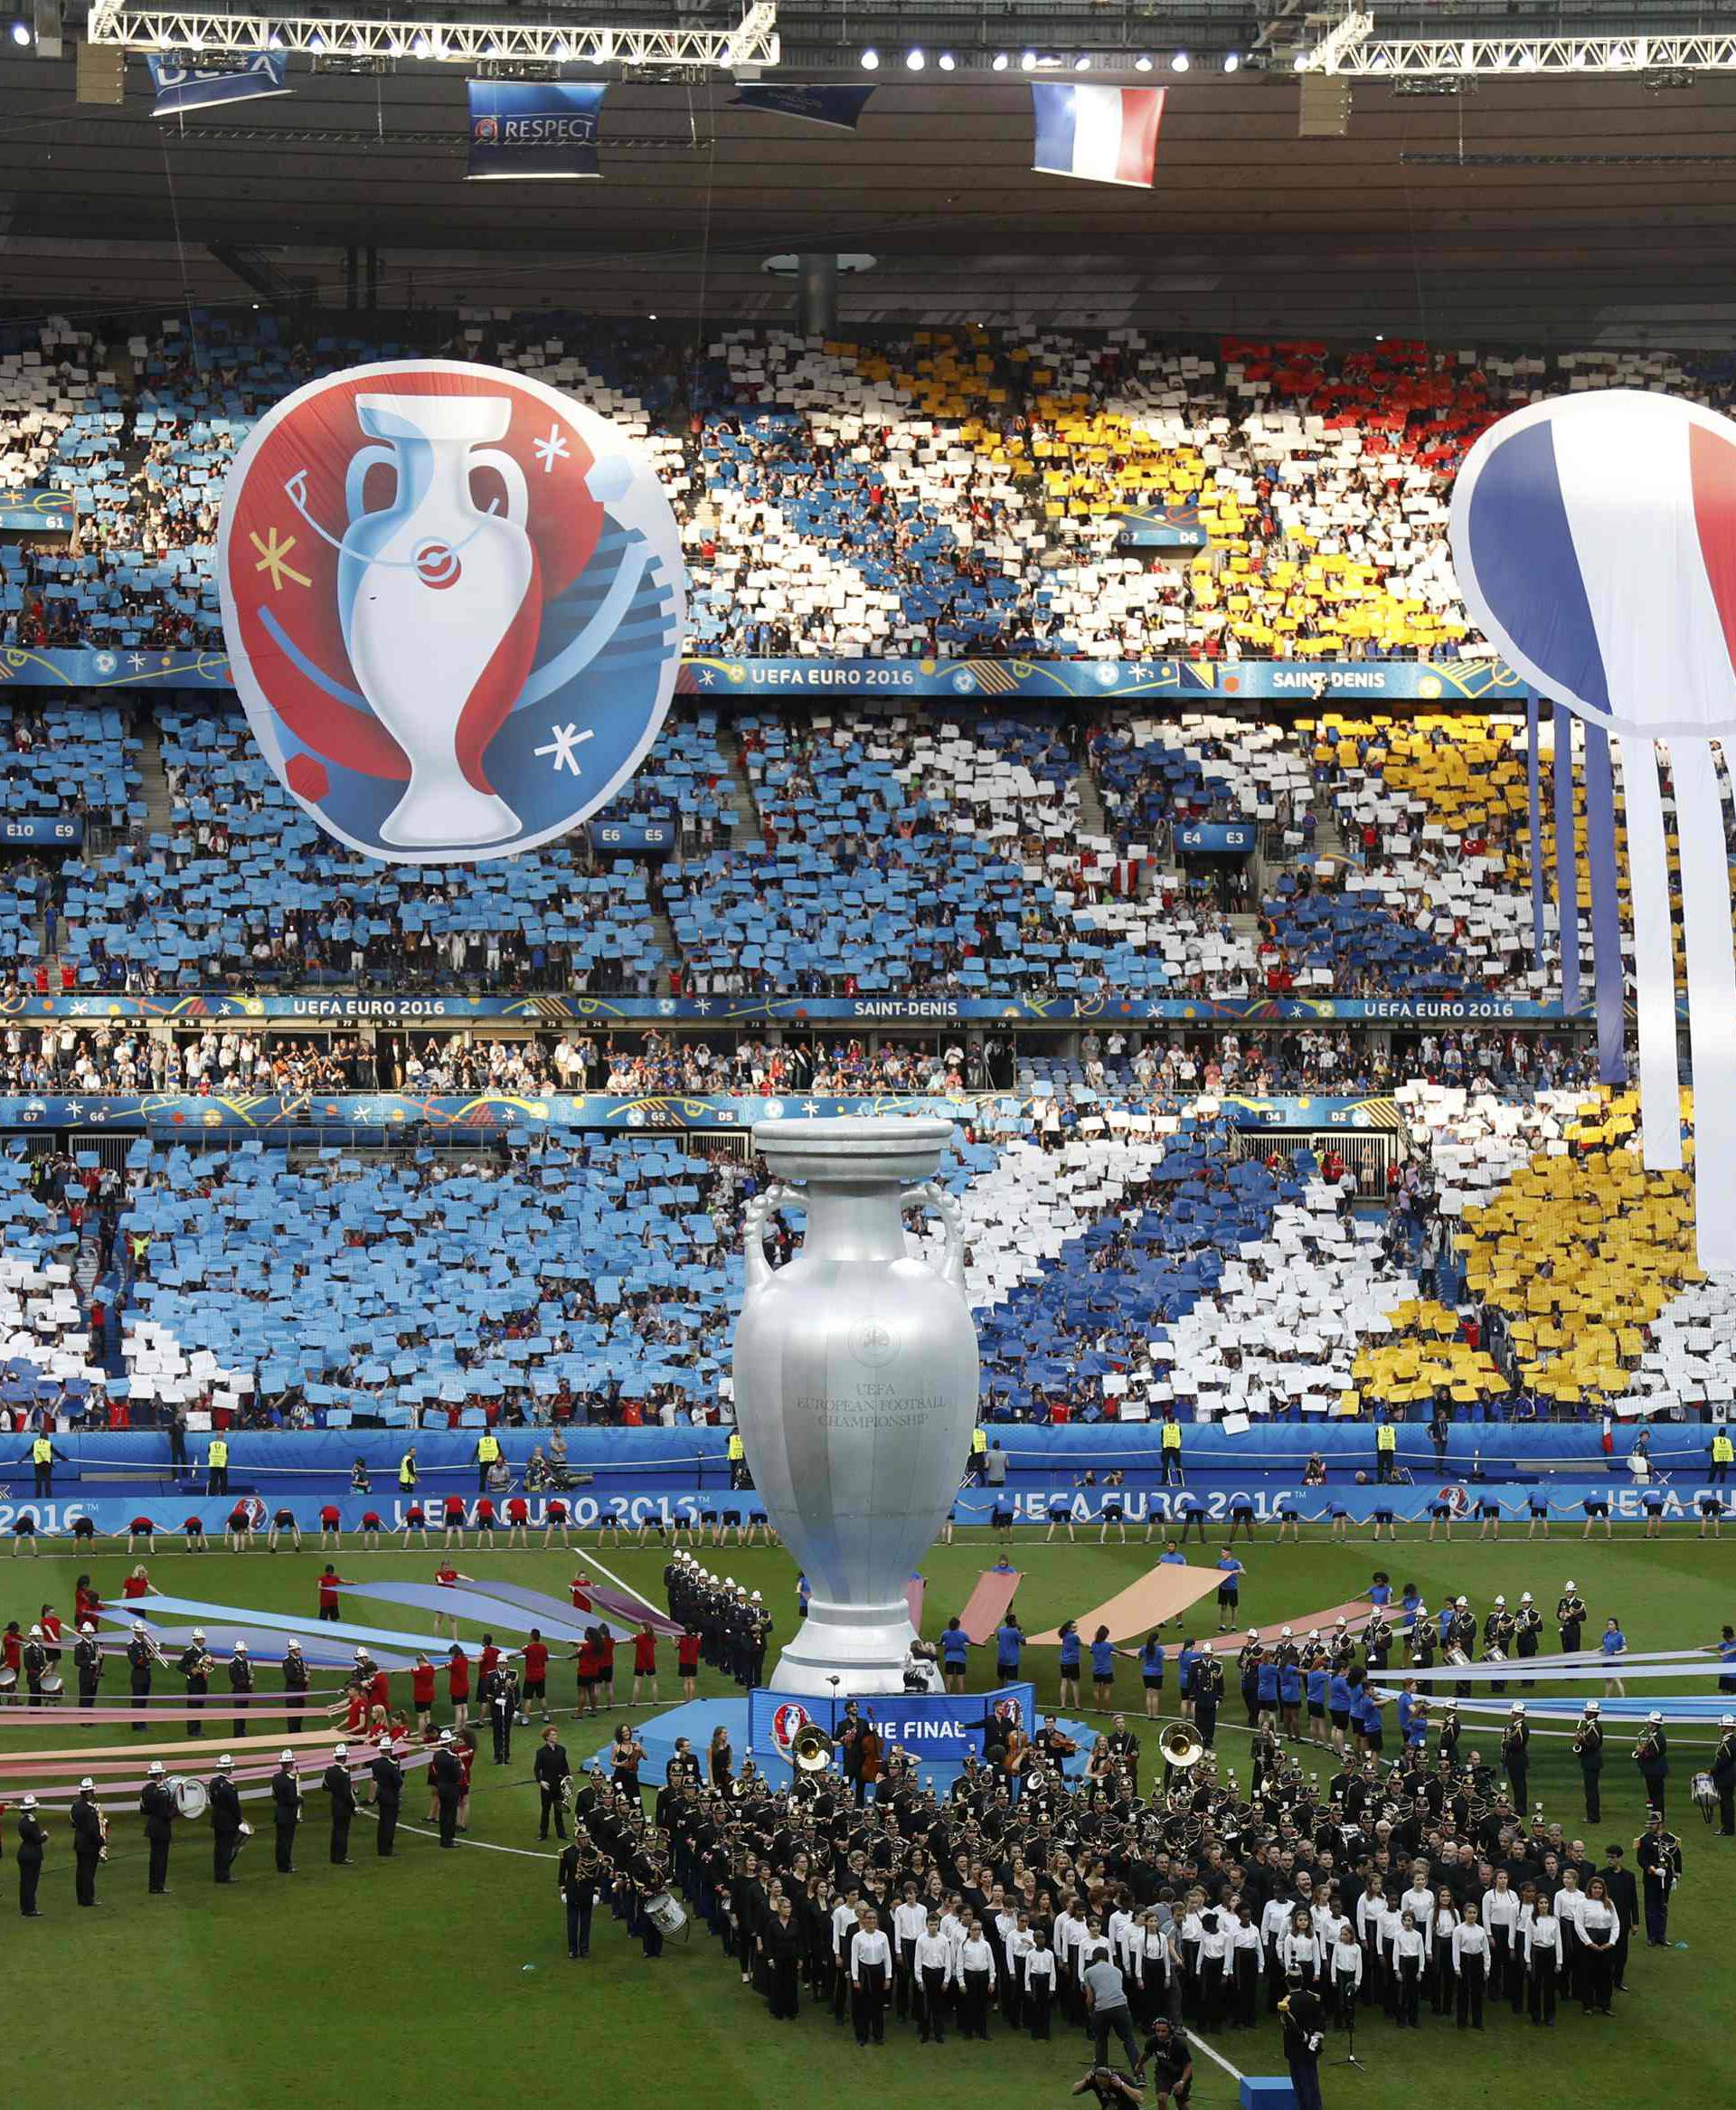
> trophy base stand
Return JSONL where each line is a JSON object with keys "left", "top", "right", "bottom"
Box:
{"left": 381, "top": 777, "right": 521, "bottom": 851}
{"left": 767, "top": 1602, "right": 920, "bottom": 1698}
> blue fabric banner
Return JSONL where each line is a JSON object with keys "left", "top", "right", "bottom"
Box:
{"left": 730, "top": 83, "right": 877, "bottom": 130}
{"left": 147, "top": 52, "right": 289, "bottom": 116}
{"left": 467, "top": 80, "right": 605, "bottom": 179}
{"left": 1553, "top": 703, "right": 1580, "bottom": 1009}
{"left": 1580, "top": 716, "right": 1629, "bottom": 1085}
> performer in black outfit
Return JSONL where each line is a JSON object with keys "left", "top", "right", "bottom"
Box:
{"left": 559, "top": 1839, "right": 599, "bottom": 1958}
{"left": 281, "top": 1639, "right": 309, "bottom": 1724}
{"left": 127, "top": 1624, "right": 154, "bottom": 1733}
{"left": 324, "top": 1745, "right": 356, "bottom": 1865}
{"left": 139, "top": 1762, "right": 175, "bottom": 1894}
{"left": 431, "top": 1731, "right": 465, "bottom": 1847}
{"left": 227, "top": 1644, "right": 254, "bottom": 1741}
{"left": 1557, "top": 1585, "right": 1587, "bottom": 1655}
{"left": 1712, "top": 1714, "right": 1736, "bottom": 1837}
{"left": 1501, "top": 1707, "right": 1531, "bottom": 1813}
{"left": 15, "top": 1795, "right": 45, "bottom": 1916}
{"left": 271, "top": 1752, "right": 301, "bottom": 1873}
{"left": 209, "top": 1757, "right": 244, "bottom": 1883}
{"left": 1575, "top": 1701, "right": 1605, "bottom": 1823}
{"left": 534, "top": 1727, "right": 571, "bottom": 1840}
{"left": 370, "top": 1745, "right": 404, "bottom": 1858}
{"left": 74, "top": 1623, "right": 102, "bottom": 1706}
{"left": 488, "top": 1665, "right": 520, "bottom": 1765}
{"left": 70, "top": 1780, "right": 103, "bottom": 1907}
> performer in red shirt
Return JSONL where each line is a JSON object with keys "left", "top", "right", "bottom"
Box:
{"left": 316, "top": 1564, "right": 353, "bottom": 1622}
{"left": 505, "top": 1495, "right": 530, "bottom": 1549}
{"left": 225, "top": 1503, "right": 253, "bottom": 1553}
{"left": 410, "top": 1654, "right": 438, "bottom": 1731}
{"left": 477, "top": 1635, "right": 502, "bottom": 1693}
{"left": 181, "top": 1514, "right": 209, "bottom": 1553}
{"left": 268, "top": 1507, "right": 301, "bottom": 1554}
{"left": 631, "top": 1624, "right": 659, "bottom": 1705}
{"left": 447, "top": 1646, "right": 471, "bottom": 1731}
{"left": 542, "top": 1498, "right": 571, "bottom": 1550}
{"left": 442, "top": 1493, "right": 467, "bottom": 1550}
{"left": 341, "top": 1681, "right": 368, "bottom": 1735}
{"left": 433, "top": 1561, "right": 472, "bottom": 1640}
{"left": 473, "top": 1497, "right": 497, "bottom": 1542}
{"left": 571, "top": 1632, "right": 599, "bottom": 1716}
{"left": 366, "top": 1661, "right": 391, "bottom": 1715}
{"left": 74, "top": 1575, "right": 102, "bottom": 1631}
{"left": 677, "top": 1628, "right": 701, "bottom": 1701}
{"left": 570, "top": 1573, "right": 594, "bottom": 1612}
{"left": 596, "top": 1630, "right": 616, "bottom": 1700}
{"left": 318, "top": 1503, "right": 343, "bottom": 1550}
{"left": 359, "top": 1509, "right": 383, "bottom": 1551}
{"left": 522, "top": 1629, "right": 550, "bottom": 1721}
{"left": 2, "top": 1622, "right": 21, "bottom": 1679}
{"left": 122, "top": 1561, "right": 152, "bottom": 1596}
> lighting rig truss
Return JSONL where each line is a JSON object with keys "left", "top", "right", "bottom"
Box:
{"left": 83, "top": 0, "right": 778, "bottom": 65}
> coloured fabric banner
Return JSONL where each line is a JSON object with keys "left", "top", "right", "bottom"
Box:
{"left": 731, "top": 83, "right": 877, "bottom": 130}
{"left": 0, "top": 1089, "right": 1399, "bottom": 1135}
{"left": 0, "top": 992, "right": 1593, "bottom": 1026}
{"left": 467, "top": 80, "right": 606, "bottom": 179}
{"left": 0, "top": 647, "right": 1524, "bottom": 702}
{"left": 147, "top": 52, "right": 290, "bottom": 116}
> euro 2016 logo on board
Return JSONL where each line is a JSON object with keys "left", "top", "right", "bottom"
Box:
{"left": 217, "top": 361, "right": 685, "bottom": 863}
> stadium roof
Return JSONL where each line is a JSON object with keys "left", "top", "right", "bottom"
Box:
{"left": 2, "top": 1, "right": 1733, "bottom": 341}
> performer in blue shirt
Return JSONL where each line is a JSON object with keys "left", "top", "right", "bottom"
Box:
{"left": 995, "top": 1616, "right": 1024, "bottom": 1680}
{"left": 1139, "top": 1632, "right": 1165, "bottom": 1720}
{"left": 1057, "top": 1621, "right": 1082, "bottom": 1709}
{"left": 939, "top": 1617, "right": 971, "bottom": 1694}
{"left": 1215, "top": 1549, "right": 1245, "bottom": 1633}
{"left": 1090, "top": 1627, "right": 1118, "bottom": 1706}
{"left": 1599, "top": 1616, "right": 1628, "bottom": 1698}
{"left": 1368, "top": 1573, "right": 1392, "bottom": 1610}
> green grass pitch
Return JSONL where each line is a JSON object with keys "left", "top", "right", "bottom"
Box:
{"left": 3, "top": 1527, "right": 1732, "bottom": 2110}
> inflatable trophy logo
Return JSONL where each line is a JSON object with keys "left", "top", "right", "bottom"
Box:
{"left": 218, "top": 360, "right": 684, "bottom": 863}
{"left": 732, "top": 1117, "right": 980, "bottom": 1695}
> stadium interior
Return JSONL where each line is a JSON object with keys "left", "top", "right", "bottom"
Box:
{"left": 2, "top": 5, "right": 1735, "bottom": 2107}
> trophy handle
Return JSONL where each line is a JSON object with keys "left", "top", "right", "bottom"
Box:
{"left": 471, "top": 448, "right": 530, "bottom": 529}
{"left": 902, "top": 1182, "right": 967, "bottom": 1292}
{"left": 344, "top": 444, "right": 399, "bottom": 525}
{"left": 743, "top": 1182, "right": 799, "bottom": 1291}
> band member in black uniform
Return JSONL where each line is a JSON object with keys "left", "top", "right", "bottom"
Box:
{"left": 1557, "top": 1583, "right": 1587, "bottom": 1655}
{"left": 210, "top": 1756, "right": 243, "bottom": 1883}
{"left": 1637, "top": 1811, "right": 1683, "bottom": 1944}
{"left": 127, "top": 1623, "right": 154, "bottom": 1732}
{"left": 559, "top": 1837, "right": 599, "bottom": 1957}
{"left": 139, "top": 1760, "right": 175, "bottom": 1894}
{"left": 1448, "top": 1601, "right": 1477, "bottom": 1698}
{"left": 627, "top": 1834, "right": 667, "bottom": 1956}
{"left": 15, "top": 1794, "right": 44, "bottom": 1916}
{"left": 324, "top": 1745, "right": 356, "bottom": 1865}
{"left": 178, "top": 1632, "right": 212, "bottom": 1736}
{"left": 488, "top": 1664, "right": 520, "bottom": 1766}
{"left": 1634, "top": 1713, "right": 1669, "bottom": 1815}
{"left": 1575, "top": 1701, "right": 1605, "bottom": 1823}
{"left": 23, "top": 1625, "right": 48, "bottom": 1707}
{"left": 1192, "top": 1644, "right": 1224, "bottom": 1749}
{"left": 227, "top": 1642, "right": 253, "bottom": 1740}
{"left": 431, "top": 1729, "right": 465, "bottom": 1847}
{"left": 74, "top": 1623, "right": 102, "bottom": 1705}
{"left": 1599, "top": 1846, "right": 1638, "bottom": 1990}
{"left": 1483, "top": 1600, "right": 1514, "bottom": 1694}
{"left": 1513, "top": 1593, "right": 1543, "bottom": 1689}
{"left": 534, "top": 1725, "right": 571, "bottom": 1840}
{"left": 281, "top": 1638, "right": 309, "bottom": 1724}
{"left": 271, "top": 1750, "right": 301, "bottom": 1872}
{"left": 1238, "top": 1632, "right": 1262, "bottom": 1726}
{"left": 1501, "top": 1705, "right": 1531, "bottom": 1813}
{"left": 370, "top": 1743, "right": 404, "bottom": 1857}
{"left": 1712, "top": 1714, "right": 1736, "bottom": 1837}
{"left": 71, "top": 1779, "right": 103, "bottom": 1907}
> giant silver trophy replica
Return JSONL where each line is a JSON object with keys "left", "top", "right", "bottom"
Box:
{"left": 733, "top": 1117, "right": 980, "bottom": 1695}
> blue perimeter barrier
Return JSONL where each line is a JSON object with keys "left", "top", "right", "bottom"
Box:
{"left": 5, "top": 1477, "right": 1730, "bottom": 1539}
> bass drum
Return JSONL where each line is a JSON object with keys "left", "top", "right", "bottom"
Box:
{"left": 172, "top": 1776, "right": 209, "bottom": 1820}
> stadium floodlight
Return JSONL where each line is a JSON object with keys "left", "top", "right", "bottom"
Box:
{"left": 904, "top": 44, "right": 923, "bottom": 70}
{"left": 1314, "top": 32, "right": 1736, "bottom": 76}
{"left": 84, "top": 0, "right": 780, "bottom": 65}
{"left": 859, "top": 44, "right": 877, "bottom": 69}
{"left": 1292, "top": 10, "right": 1373, "bottom": 73}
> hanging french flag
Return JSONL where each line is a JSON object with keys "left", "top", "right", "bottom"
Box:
{"left": 1031, "top": 83, "right": 1165, "bottom": 188}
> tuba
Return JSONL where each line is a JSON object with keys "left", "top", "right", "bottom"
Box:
{"left": 1160, "top": 1724, "right": 1204, "bottom": 1771}
{"left": 791, "top": 1723, "right": 835, "bottom": 1775}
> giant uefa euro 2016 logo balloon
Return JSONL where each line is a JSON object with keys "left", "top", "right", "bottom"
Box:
{"left": 217, "top": 361, "right": 684, "bottom": 862}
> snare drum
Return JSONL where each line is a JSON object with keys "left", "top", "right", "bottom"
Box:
{"left": 646, "top": 1889, "right": 687, "bottom": 1935}
{"left": 40, "top": 1673, "right": 63, "bottom": 1696}
{"left": 0, "top": 1667, "right": 16, "bottom": 1691}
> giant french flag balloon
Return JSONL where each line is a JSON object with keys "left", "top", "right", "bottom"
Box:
{"left": 1450, "top": 390, "right": 1736, "bottom": 1271}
